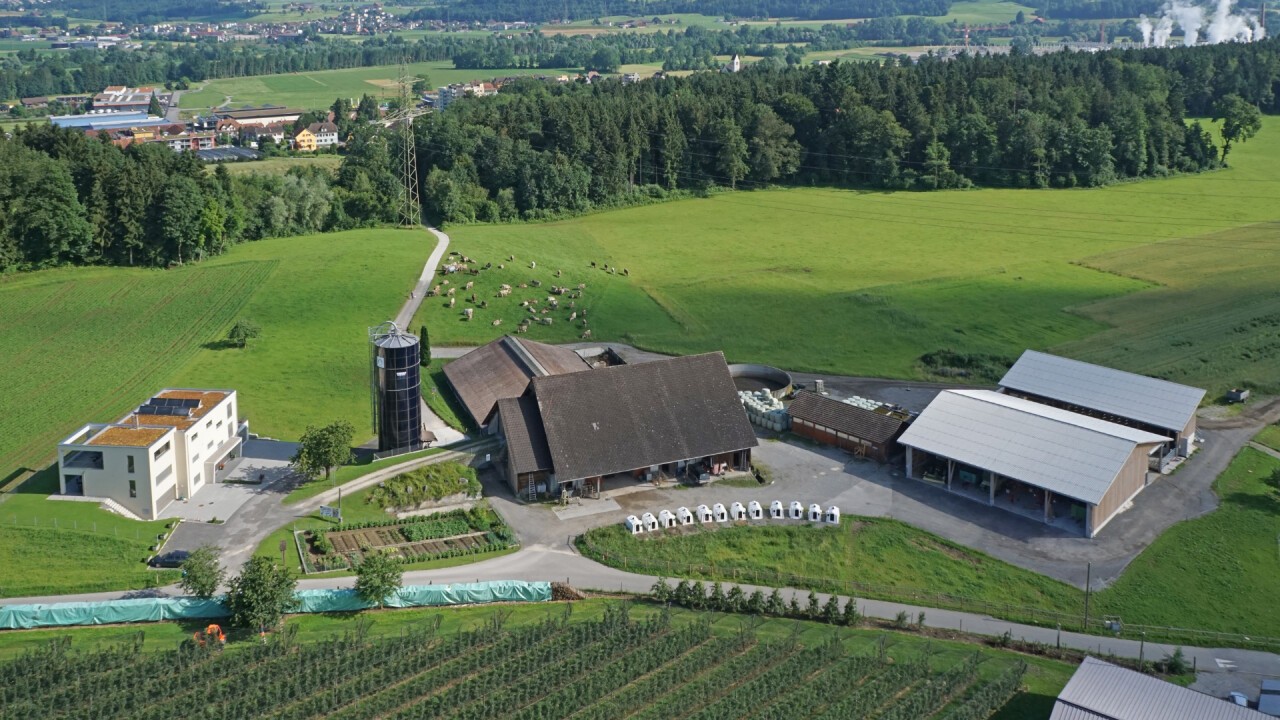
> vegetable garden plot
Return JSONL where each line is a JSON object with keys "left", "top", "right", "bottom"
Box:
{"left": 299, "top": 508, "right": 517, "bottom": 573}
{"left": 0, "top": 608, "right": 1026, "bottom": 720}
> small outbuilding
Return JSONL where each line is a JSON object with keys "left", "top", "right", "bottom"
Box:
{"left": 730, "top": 501, "right": 747, "bottom": 520}
{"left": 789, "top": 501, "right": 804, "bottom": 520}
{"left": 625, "top": 515, "right": 644, "bottom": 534}
{"left": 658, "top": 509, "right": 677, "bottom": 528}
{"left": 712, "top": 502, "right": 728, "bottom": 522}
{"left": 696, "top": 504, "right": 714, "bottom": 523}
{"left": 787, "top": 391, "right": 907, "bottom": 462}
{"left": 808, "top": 503, "right": 822, "bottom": 522}
{"left": 677, "top": 506, "right": 695, "bottom": 525}
{"left": 770, "top": 500, "right": 784, "bottom": 519}
{"left": 748, "top": 500, "right": 764, "bottom": 520}
{"left": 642, "top": 512, "right": 659, "bottom": 531}
{"left": 824, "top": 506, "right": 841, "bottom": 525}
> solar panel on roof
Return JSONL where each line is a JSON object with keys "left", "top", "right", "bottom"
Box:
{"left": 137, "top": 405, "right": 190, "bottom": 416}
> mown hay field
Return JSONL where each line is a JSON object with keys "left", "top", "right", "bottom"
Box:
{"left": 178, "top": 61, "right": 576, "bottom": 111}
{"left": 431, "top": 116, "right": 1280, "bottom": 395}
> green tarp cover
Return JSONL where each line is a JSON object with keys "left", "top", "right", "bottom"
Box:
{"left": 0, "top": 581, "right": 551, "bottom": 630}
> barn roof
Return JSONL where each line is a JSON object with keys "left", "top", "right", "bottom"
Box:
{"left": 496, "top": 396, "right": 552, "bottom": 475}
{"left": 443, "top": 336, "right": 591, "bottom": 426}
{"left": 899, "top": 390, "right": 1167, "bottom": 505}
{"left": 999, "top": 350, "right": 1205, "bottom": 433}
{"left": 787, "top": 391, "right": 905, "bottom": 444}
{"left": 530, "top": 352, "right": 757, "bottom": 482}
{"left": 1050, "top": 657, "right": 1269, "bottom": 720}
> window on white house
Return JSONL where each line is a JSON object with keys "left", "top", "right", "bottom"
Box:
{"left": 153, "top": 442, "right": 170, "bottom": 460}
{"left": 127, "top": 455, "right": 135, "bottom": 473}
{"left": 129, "top": 480, "right": 136, "bottom": 498}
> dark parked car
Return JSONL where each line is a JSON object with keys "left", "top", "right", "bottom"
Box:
{"left": 149, "top": 550, "right": 190, "bottom": 568}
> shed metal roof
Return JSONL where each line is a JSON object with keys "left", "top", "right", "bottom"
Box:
{"left": 442, "top": 336, "right": 591, "bottom": 426}
{"left": 787, "top": 391, "right": 905, "bottom": 444}
{"left": 898, "top": 390, "right": 1167, "bottom": 505}
{"left": 496, "top": 396, "right": 552, "bottom": 475}
{"left": 531, "top": 352, "right": 757, "bottom": 482}
{"left": 999, "top": 351, "right": 1205, "bottom": 433}
{"left": 1259, "top": 679, "right": 1280, "bottom": 716}
{"left": 1050, "top": 657, "right": 1270, "bottom": 720}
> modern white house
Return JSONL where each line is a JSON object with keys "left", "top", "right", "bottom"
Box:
{"left": 307, "top": 121, "right": 340, "bottom": 147}
{"left": 57, "top": 389, "right": 241, "bottom": 519}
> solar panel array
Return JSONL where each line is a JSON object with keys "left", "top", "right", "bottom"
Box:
{"left": 148, "top": 397, "right": 201, "bottom": 408}
{"left": 137, "top": 405, "right": 191, "bottom": 416}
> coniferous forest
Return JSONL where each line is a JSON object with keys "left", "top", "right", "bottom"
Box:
{"left": 0, "top": 38, "right": 1275, "bottom": 270}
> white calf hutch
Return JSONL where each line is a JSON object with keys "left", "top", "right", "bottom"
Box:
{"left": 808, "top": 503, "right": 823, "bottom": 522}
{"left": 658, "top": 509, "right": 677, "bottom": 528}
{"left": 696, "top": 504, "right": 714, "bottom": 523}
{"left": 712, "top": 503, "right": 729, "bottom": 522}
{"left": 642, "top": 512, "right": 659, "bottom": 531}
{"left": 770, "top": 500, "right": 785, "bottom": 519}
{"left": 825, "top": 506, "right": 841, "bottom": 525}
{"left": 789, "top": 501, "right": 804, "bottom": 520}
{"left": 730, "top": 501, "right": 747, "bottom": 520}
{"left": 625, "top": 515, "right": 644, "bottom": 534}
{"left": 677, "top": 506, "right": 695, "bottom": 525}
{"left": 748, "top": 500, "right": 764, "bottom": 520}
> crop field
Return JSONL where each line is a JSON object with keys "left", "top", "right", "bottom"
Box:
{"left": 433, "top": 116, "right": 1280, "bottom": 395}
{"left": 178, "top": 62, "right": 577, "bottom": 111}
{"left": 212, "top": 154, "right": 343, "bottom": 175}
{"left": 0, "top": 260, "right": 275, "bottom": 485}
{"left": 0, "top": 604, "right": 1037, "bottom": 720}
{"left": 931, "top": 0, "right": 1039, "bottom": 24}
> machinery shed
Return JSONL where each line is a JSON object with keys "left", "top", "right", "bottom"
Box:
{"left": 900, "top": 390, "right": 1167, "bottom": 537}
{"left": 787, "top": 391, "right": 906, "bottom": 462}
{"left": 999, "top": 350, "right": 1205, "bottom": 454}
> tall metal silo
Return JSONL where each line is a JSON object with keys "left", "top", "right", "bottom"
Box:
{"left": 369, "top": 321, "right": 422, "bottom": 452}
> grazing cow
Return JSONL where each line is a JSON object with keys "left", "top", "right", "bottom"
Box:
{"left": 480, "top": 300, "right": 488, "bottom": 309}
{"left": 530, "top": 260, "right": 537, "bottom": 269}
{"left": 448, "top": 297, "right": 456, "bottom": 308}
{"left": 498, "top": 263, "right": 505, "bottom": 269}
{"left": 465, "top": 281, "right": 474, "bottom": 290}
{"left": 484, "top": 262, "right": 492, "bottom": 270}
{"left": 581, "top": 329, "right": 592, "bottom": 339}
{"left": 464, "top": 308, "right": 474, "bottom": 320}
{"left": 577, "top": 283, "right": 586, "bottom": 290}
{"left": 569, "top": 312, "right": 577, "bottom": 322}
{"left": 590, "top": 261, "right": 596, "bottom": 268}
{"left": 623, "top": 268, "right": 630, "bottom": 276}
{"left": 555, "top": 269, "right": 562, "bottom": 278}
{"left": 518, "top": 283, "right": 528, "bottom": 289}
{"left": 508, "top": 255, "right": 514, "bottom": 261}
{"left": 447, "top": 287, "right": 456, "bottom": 296}
{"left": 492, "top": 318, "right": 502, "bottom": 326}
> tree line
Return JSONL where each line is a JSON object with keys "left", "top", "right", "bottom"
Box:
{"left": 46, "top": 0, "right": 267, "bottom": 23}
{"left": 402, "top": 39, "right": 1276, "bottom": 225}
{"left": 1033, "top": 0, "right": 1162, "bottom": 20}
{"left": 410, "top": 0, "right": 951, "bottom": 24}
{"left": 0, "top": 123, "right": 397, "bottom": 271}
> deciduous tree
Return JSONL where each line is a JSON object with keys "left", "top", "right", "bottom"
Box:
{"left": 291, "top": 420, "right": 356, "bottom": 481}
{"left": 355, "top": 551, "right": 404, "bottom": 609}
{"left": 180, "top": 545, "right": 225, "bottom": 599}
{"left": 223, "top": 556, "right": 297, "bottom": 633}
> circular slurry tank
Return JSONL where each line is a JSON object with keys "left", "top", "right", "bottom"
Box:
{"left": 728, "top": 364, "right": 793, "bottom": 399}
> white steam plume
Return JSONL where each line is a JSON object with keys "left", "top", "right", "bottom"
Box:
{"left": 1139, "top": 14, "right": 1154, "bottom": 46}
{"left": 1147, "top": 0, "right": 1265, "bottom": 46}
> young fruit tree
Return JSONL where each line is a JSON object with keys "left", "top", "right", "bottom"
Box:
{"left": 355, "top": 551, "right": 404, "bottom": 609}
{"left": 227, "top": 318, "right": 261, "bottom": 348}
{"left": 179, "top": 545, "right": 225, "bottom": 599}
{"left": 291, "top": 420, "right": 356, "bottom": 481}
{"left": 224, "top": 556, "right": 297, "bottom": 634}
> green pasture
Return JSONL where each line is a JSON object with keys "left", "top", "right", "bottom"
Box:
{"left": 211, "top": 154, "right": 342, "bottom": 175}
{"left": 430, "top": 116, "right": 1280, "bottom": 395}
{"left": 1092, "top": 448, "right": 1280, "bottom": 637}
{"left": 178, "top": 61, "right": 577, "bottom": 111}
{"left": 174, "top": 228, "right": 431, "bottom": 445}
{"left": 933, "top": 0, "right": 1039, "bottom": 24}
{"left": 0, "top": 597, "right": 1072, "bottom": 720}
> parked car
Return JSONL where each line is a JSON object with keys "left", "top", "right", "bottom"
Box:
{"left": 1228, "top": 691, "right": 1250, "bottom": 707}
{"left": 149, "top": 550, "right": 190, "bottom": 568}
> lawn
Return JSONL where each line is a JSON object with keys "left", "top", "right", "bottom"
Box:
{"left": 422, "top": 359, "right": 474, "bottom": 433}
{"left": 932, "top": 0, "right": 1039, "bottom": 24}
{"left": 178, "top": 61, "right": 578, "bottom": 111}
{"left": 430, "top": 116, "right": 1280, "bottom": 395}
{"left": 1091, "top": 448, "right": 1280, "bottom": 637}
{"left": 1255, "top": 424, "right": 1280, "bottom": 452}
{"left": 579, "top": 517, "right": 1084, "bottom": 613}
{"left": 0, "top": 468, "right": 179, "bottom": 598}
{"left": 282, "top": 446, "right": 445, "bottom": 504}
{"left": 0, "top": 598, "right": 1072, "bottom": 718}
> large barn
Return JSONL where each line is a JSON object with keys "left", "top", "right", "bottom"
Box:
{"left": 999, "top": 350, "right": 1205, "bottom": 455}
{"left": 1051, "top": 657, "right": 1269, "bottom": 720}
{"left": 442, "top": 336, "right": 592, "bottom": 429}
{"left": 786, "top": 391, "right": 907, "bottom": 462}
{"left": 494, "top": 352, "right": 758, "bottom": 499}
{"left": 899, "top": 390, "right": 1168, "bottom": 537}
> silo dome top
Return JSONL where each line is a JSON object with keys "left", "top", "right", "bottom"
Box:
{"left": 374, "top": 331, "right": 419, "bottom": 349}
